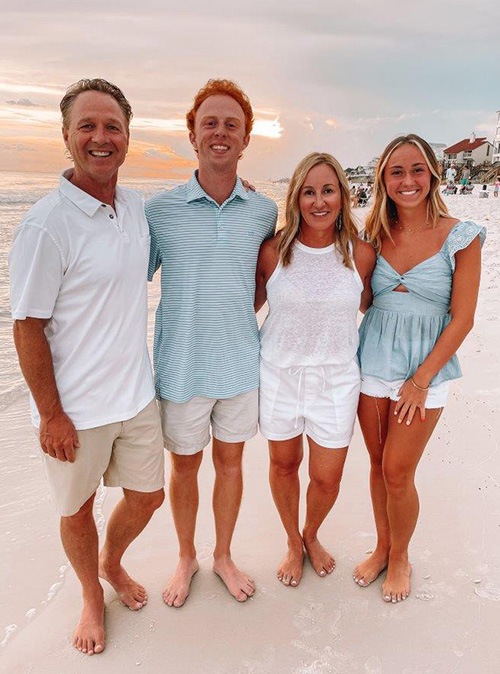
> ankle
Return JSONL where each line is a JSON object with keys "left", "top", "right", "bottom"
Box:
{"left": 82, "top": 584, "right": 104, "bottom": 604}
{"left": 302, "top": 528, "right": 318, "bottom": 544}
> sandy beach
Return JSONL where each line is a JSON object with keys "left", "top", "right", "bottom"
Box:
{"left": 1, "top": 191, "right": 499, "bottom": 674}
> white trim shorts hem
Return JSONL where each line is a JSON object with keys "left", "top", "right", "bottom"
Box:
{"left": 360, "top": 374, "right": 450, "bottom": 408}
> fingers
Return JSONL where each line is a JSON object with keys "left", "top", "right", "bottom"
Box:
{"left": 39, "top": 423, "right": 79, "bottom": 463}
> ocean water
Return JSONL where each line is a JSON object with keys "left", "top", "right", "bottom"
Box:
{"left": 0, "top": 171, "right": 288, "bottom": 409}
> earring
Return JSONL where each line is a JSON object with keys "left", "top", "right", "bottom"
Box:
{"left": 336, "top": 211, "right": 343, "bottom": 232}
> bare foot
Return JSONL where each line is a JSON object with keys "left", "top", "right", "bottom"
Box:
{"left": 382, "top": 558, "right": 412, "bottom": 603}
{"left": 353, "top": 550, "right": 388, "bottom": 588}
{"left": 303, "top": 537, "right": 335, "bottom": 577}
{"left": 99, "top": 559, "right": 147, "bottom": 610}
{"left": 162, "top": 558, "right": 199, "bottom": 608}
{"left": 213, "top": 556, "right": 255, "bottom": 602}
{"left": 72, "top": 591, "right": 105, "bottom": 656}
{"left": 277, "top": 544, "right": 304, "bottom": 587}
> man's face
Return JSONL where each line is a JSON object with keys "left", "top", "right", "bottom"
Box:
{"left": 189, "top": 94, "right": 249, "bottom": 173}
{"left": 63, "top": 90, "right": 129, "bottom": 186}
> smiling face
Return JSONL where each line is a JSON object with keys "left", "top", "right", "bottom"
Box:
{"left": 62, "top": 90, "right": 129, "bottom": 190}
{"left": 298, "top": 163, "right": 342, "bottom": 242}
{"left": 383, "top": 143, "right": 432, "bottom": 211}
{"left": 189, "top": 94, "right": 249, "bottom": 174}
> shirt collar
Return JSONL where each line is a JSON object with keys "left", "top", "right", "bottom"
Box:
{"left": 59, "top": 169, "right": 123, "bottom": 216}
{"left": 185, "top": 170, "right": 249, "bottom": 205}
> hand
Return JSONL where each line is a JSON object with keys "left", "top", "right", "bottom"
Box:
{"left": 394, "top": 379, "right": 428, "bottom": 425}
{"left": 39, "top": 410, "right": 80, "bottom": 462}
{"left": 241, "top": 179, "right": 256, "bottom": 192}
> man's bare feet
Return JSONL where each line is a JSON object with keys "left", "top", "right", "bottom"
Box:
{"left": 382, "top": 558, "right": 412, "bottom": 603}
{"left": 162, "top": 558, "right": 199, "bottom": 608}
{"left": 213, "top": 555, "right": 255, "bottom": 602}
{"left": 303, "top": 537, "right": 335, "bottom": 577}
{"left": 277, "top": 543, "right": 304, "bottom": 587}
{"left": 99, "top": 558, "right": 147, "bottom": 610}
{"left": 353, "top": 549, "right": 388, "bottom": 588}
{"left": 72, "top": 591, "right": 105, "bottom": 656}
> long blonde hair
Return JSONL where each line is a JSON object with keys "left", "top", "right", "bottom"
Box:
{"left": 364, "top": 134, "right": 450, "bottom": 251}
{"left": 278, "top": 152, "right": 359, "bottom": 268}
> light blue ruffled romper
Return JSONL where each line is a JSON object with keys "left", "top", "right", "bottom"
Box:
{"left": 358, "top": 220, "right": 486, "bottom": 385}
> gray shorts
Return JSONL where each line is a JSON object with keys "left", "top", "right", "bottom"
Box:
{"left": 159, "top": 389, "right": 259, "bottom": 455}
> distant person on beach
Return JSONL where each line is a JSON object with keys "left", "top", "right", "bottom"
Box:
{"left": 352, "top": 134, "right": 485, "bottom": 603}
{"left": 494, "top": 177, "right": 500, "bottom": 197}
{"left": 146, "top": 79, "right": 277, "bottom": 607}
{"left": 9, "top": 79, "right": 165, "bottom": 655}
{"left": 255, "top": 152, "right": 375, "bottom": 587}
{"left": 445, "top": 163, "right": 457, "bottom": 184}
{"left": 460, "top": 166, "right": 470, "bottom": 186}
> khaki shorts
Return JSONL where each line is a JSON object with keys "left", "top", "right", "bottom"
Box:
{"left": 40, "top": 399, "right": 165, "bottom": 516}
{"left": 159, "top": 389, "right": 258, "bottom": 455}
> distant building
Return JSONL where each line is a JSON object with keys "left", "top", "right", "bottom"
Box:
{"left": 444, "top": 133, "right": 493, "bottom": 168}
{"left": 493, "top": 110, "right": 500, "bottom": 164}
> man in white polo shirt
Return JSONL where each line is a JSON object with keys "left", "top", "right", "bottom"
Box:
{"left": 9, "top": 79, "right": 165, "bottom": 656}
{"left": 146, "top": 79, "right": 277, "bottom": 607}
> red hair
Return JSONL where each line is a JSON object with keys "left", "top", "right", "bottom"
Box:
{"left": 186, "top": 79, "right": 254, "bottom": 136}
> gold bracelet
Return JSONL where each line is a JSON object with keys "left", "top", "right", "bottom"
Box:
{"left": 410, "top": 377, "right": 430, "bottom": 392}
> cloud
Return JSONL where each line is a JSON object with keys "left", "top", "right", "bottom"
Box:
{"left": 6, "top": 98, "right": 43, "bottom": 107}
{"left": 144, "top": 147, "right": 178, "bottom": 160}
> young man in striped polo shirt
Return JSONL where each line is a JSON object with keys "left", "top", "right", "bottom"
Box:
{"left": 146, "top": 79, "right": 277, "bottom": 607}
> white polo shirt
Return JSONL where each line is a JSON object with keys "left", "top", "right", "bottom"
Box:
{"left": 9, "top": 170, "right": 154, "bottom": 430}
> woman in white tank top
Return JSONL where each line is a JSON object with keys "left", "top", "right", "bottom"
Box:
{"left": 255, "top": 152, "right": 375, "bottom": 588}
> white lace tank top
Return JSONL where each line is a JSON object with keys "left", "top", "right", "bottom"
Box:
{"left": 259, "top": 240, "right": 363, "bottom": 367}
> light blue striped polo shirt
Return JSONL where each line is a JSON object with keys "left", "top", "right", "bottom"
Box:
{"left": 146, "top": 172, "right": 277, "bottom": 403}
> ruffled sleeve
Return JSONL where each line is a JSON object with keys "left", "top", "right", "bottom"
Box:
{"left": 443, "top": 221, "right": 486, "bottom": 272}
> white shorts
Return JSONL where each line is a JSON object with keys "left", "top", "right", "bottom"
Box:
{"left": 360, "top": 374, "right": 450, "bottom": 408}
{"left": 159, "top": 389, "right": 258, "bottom": 455}
{"left": 40, "top": 399, "right": 165, "bottom": 517}
{"left": 259, "top": 358, "right": 361, "bottom": 449}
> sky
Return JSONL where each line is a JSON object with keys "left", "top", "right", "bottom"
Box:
{"left": 1, "top": 0, "right": 499, "bottom": 181}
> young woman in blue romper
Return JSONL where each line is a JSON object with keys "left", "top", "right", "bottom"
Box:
{"left": 352, "top": 134, "right": 485, "bottom": 603}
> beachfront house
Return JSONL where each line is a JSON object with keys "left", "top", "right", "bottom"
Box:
{"left": 444, "top": 133, "right": 493, "bottom": 169}
{"left": 493, "top": 110, "right": 500, "bottom": 164}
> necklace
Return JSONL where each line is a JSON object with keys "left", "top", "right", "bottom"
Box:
{"left": 392, "top": 222, "right": 432, "bottom": 234}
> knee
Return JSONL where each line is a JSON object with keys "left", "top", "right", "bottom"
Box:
{"left": 214, "top": 457, "right": 242, "bottom": 481}
{"left": 143, "top": 488, "right": 165, "bottom": 513}
{"left": 171, "top": 453, "right": 202, "bottom": 479}
{"left": 309, "top": 473, "right": 342, "bottom": 495}
{"left": 126, "top": 488, "right": 165, "bottom": 515}
{"left": 383, "top": 466, "right": 413, "bottom": 496}
{"left": 270, "top": 456, "right": 302, "bottom": 479}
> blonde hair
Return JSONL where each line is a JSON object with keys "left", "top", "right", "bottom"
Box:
{"left": 364, "top": 134, "right": 450, "bottom": 251}
{"left": 278, "top": 152, "right": 359, "bottom": 269}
